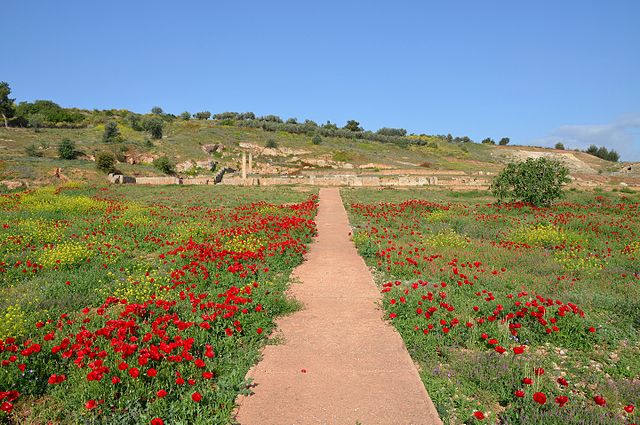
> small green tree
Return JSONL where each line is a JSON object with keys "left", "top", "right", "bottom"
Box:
{"left": 96, "top": 152, "right": 117, "bottom": 173}
{"left": 102, "top": 121, "right": 121, "bottom": 143}
{"left": 152, "top": 156, "right": 175, "bottom": 175}
{"left": 58, "top": 138, "right": 77, "bottom": 159}
{"left": 491, "top": 157, "right": 571, "bottom": 207}
{"left": 498, "top": 137, "right": 510, "bottom": 146}
{"left": 143, "top": 117, "right": 163, "bottom": 139}
{"left": 265, "top": 139, "right": 278, "bottom": 148}
{"left": 312, "top": 134, "right": 322, "bottom": 145}
{"left": 194, "top": 111, "right": 211, "bottom": 120}
{"left": 555, "top": 142, "right": 565, "bottom": 150}
{"left": 180, "top": 111, "right": 191, "bottom": 120}
{"left": 151, "top": 106, "right": 163, "bottom": 115}
{"left": 481, "top": 138, "right": 496, "bottom": 145}
{"left": 344, "top": 120, "right": 363, "bottom": 132}
{"left": 0, "top": 81, "right": 15, "bottom": 128}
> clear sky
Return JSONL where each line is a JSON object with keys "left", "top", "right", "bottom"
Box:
{"left": 3, "top": 0, "right": 639, "bottom": 160}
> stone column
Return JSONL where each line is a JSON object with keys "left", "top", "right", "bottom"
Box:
{"left": 248, "top": 153, "right": 253, "bottom": 174}
{"left": 242, "top": 152, "right": 247, "bottom": 179}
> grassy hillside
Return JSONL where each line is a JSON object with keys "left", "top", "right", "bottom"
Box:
{"left": 0, "top": 118, "right": 625, "bottom": 189}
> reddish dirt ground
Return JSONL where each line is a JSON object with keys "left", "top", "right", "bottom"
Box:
{"left": 235, "top": 188, "right": 442, "bottom": 425}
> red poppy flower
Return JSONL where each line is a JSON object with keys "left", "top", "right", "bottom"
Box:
{"left": 624, "top": 405, "right": 635, "bottom": 413}
{"left": 112, "top": 376, "right": 121, "bottom": 384}
{"left": 513, "top": 346, "right": 525, "bottom": 355}
{"left": 533, "top": 392, "right": 547, "bottom": 405}
{"left": 594, "top": 395, "right": 606, "bottom": 406}
{"left": 534, "top": 367, "right": 545, "bottom": 376}
{"left": 156, "top": 389, "right": 167, "bottom": 398}
{"left": 202, "top": 371, "right": 214, "bottom": 379}
{"left": 118, "top": 362, "right": 128, "bottom": 371}
{"left": 85, "top": 400, "right": 97, "bottom": 410}
{"left": 256, "top": 328, "right": 263, "bottom": 334}
{"left": 147, "top": 368, "right": 157, "bottom": 377}
{"left": 473, "top": 411, "right": 485, "bottom": 420}
{"left": 522, "top": 377, "right": 532, "bottom": 385}
{"left": 191, "top": 392, "right": 202, "bottom": 402}
{"left": 128, "top": 367, "right": 140, "bottom": 379}
{"left": 0, "top": 402, "right": 13, "bottom": 413}
{"left": 151, "top": 419, "right": 164, "bottom": 425}
{"left": 557, "top": 377, "right": 568, "bottom": 387}
{"left": 555, "top": 395, "right": 569, "bottom": 407}
{"left": 514, "top": 390, "right": 525, "bottom": 398}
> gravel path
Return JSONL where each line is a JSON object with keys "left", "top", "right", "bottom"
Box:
{"left": 235, "top": 188, "right": 442, "bottom": 425}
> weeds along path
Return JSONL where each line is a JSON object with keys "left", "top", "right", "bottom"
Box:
{"left": 235, "top": 188, "right": 442, "bottom": 425}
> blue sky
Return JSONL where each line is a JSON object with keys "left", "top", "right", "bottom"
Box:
{"left": 3, "top": 0, "right": 639, "bottom": 160}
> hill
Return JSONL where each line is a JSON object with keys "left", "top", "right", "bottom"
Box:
{"left": 0, "top": 115, "right": 637, "bottom": 191}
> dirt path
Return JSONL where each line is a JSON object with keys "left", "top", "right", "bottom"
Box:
{"left": 235, "top": 188, "right": 442, "bottom": 425}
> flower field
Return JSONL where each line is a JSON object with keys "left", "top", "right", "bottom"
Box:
{"left": 0, "top": 184, "right": 317, "bottom": 424}
{"left": 344, "top": 188, "right": 640, "bottom": 425}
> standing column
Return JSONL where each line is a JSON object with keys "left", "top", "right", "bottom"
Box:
{"left": 242, "top": 152, "right": 247, "bottom": 179}
{"left": 248, "top": 153, "right": 253, "bottom": 174}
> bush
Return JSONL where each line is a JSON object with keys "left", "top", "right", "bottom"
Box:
{"left": 555, "top": 142, "right": 565, "bottom": 150}
{"left": 498, "top": 137, "right": 510, "bottom": 146}
{"left": 102, "top": 121, "right": 121, "bottom": 143}
{"left": 143, "top": 117, "right": 163, "bottom": 139}
{"left": 25, "top": 144, "right": 43, "bottom": 157}
{"left": 482, "top": 138, "right": 496, "bottom": 145}
{"left": 491, "top": 157, "right": 571, "bottom": 207}
{"left": 265, "top": 139, "right": 278, "bottom": 148}
{"left": 180, "top": 111, "right": 191, "bottom": 120}
{"left": 95, "top": 152, "right": 117, "bottom": 174}
{"left": 151, "top": 106, "right": 163, "bottom": 115}
{"left": 58, "top": 138, "right": 77, "bottom": 159}
{"left": 312, "top": 134, "right": 322, "bottom": 145}
{"left": 152, "top": 156, "right": 175, "bottom": 175}
{"left": 193, "top": 111, "right": 211, "bottom": 120}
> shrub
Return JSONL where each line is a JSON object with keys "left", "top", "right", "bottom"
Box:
{"left": 25, "top": 144, "right": 43, "bottom": 157}
{"left": 95, "top": 151, "right": 117, "bottom": 173}
{"left": 180, "top": 111, "right": 191, "bottom": 120}
{"left": 143, "top": 117, "right": 163, "bottom": 139}
{"left": 377, "top": 127, "right": 407, "bottom": 137}
{"left": 102, "top": 120, "right": 121, "bottom": 143}
{"left": 498, "top": 137, "right": 510, "bottom": 146}
{"left": 265, "top": 139, "right": 278, "bottom": 148}
{"left": 151, "top": 106, "right": 163, "bottom": 115}
{"left": 193, "top": 111, "right": 211, "bottom": 120}
{"left": 491, "top": 157, "right": 571, "bottom": 207}
{"left": 555, "top": 142, "right": 565, "bottom": 150}
{"left": 152, "top": 156, "right": 175, "bottom": 175}
{"left": 312, "top": 134, "right": 322, "bottom": 145}
{"left": 482, "top": 138, "right": 496, "bottom": 145}
{"left": 58, "top": 138, "right": 77, "bottom": 159}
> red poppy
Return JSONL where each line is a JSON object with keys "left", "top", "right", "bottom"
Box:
{"left": 513, "top": 346, "right": 525, "bottom": 355}
{"left": 555, "top": 395, "right": 569, "bottom": 407}
{"left": 156, "top": 389, "right": 167, "bottom": 398}
{"left": 514, "top": 390, "right": 525, "bottom": 398}
{"left": 151, "top": 419, "right": 164, "bottom": 425}
{"left": 191, "top": 392, "right": 202, "bottom": 402}
{"left": 557, "top": 377, "right": 568, "bottom": 387}
{"left": 85, "top": 400, "right": 97, "bottom": 410}
{"left": 473, "top": 411, "right": 485, "bottom": 420}
{"left": 594, "top": 395, "right": 606, "bottom": 406}
{"left": 534, "top": 367, "right": 545, "bottom": 376}
{"left": 624, "top": 405, "right": 635, "bottom": 413}
{"left": 533, "top": 392, "right": 547, "bottom": 405}
{"left": 522, "top": 377, "right": 532, "bottom": 385}
{"left": 147, "top": 368, "right": 157, "bottom": 377}
{"left": 128, "top": 367, "right": 140, "bottom": 378}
